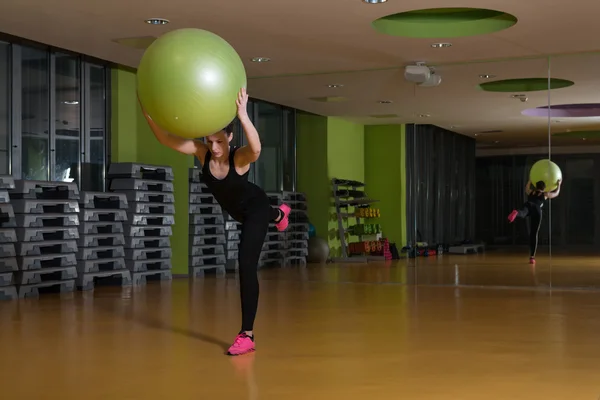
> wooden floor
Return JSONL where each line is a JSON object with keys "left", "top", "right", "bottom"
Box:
{"left": 2, "top": 251, "right": 600, "bottom": 399}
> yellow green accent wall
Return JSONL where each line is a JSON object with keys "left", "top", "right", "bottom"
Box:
{"left": 296, "top": 112, "right": 329, "bottom": 240}
{"left": 111, "top": 67, "right": 194, "bottom": 275}
{"left": 364, "top": 124, "right": 407, "bottom": 245}
{"left": 296, "top": 115, "right": 408, "bottom": 255}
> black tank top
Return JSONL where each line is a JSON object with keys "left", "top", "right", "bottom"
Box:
{"left": 201, "top": 146, "right": 260, "bottom": 221}
{"left": 527, "top": 190, "right": 545, "bottom": 208}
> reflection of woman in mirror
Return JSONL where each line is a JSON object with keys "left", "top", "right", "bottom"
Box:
{"left": 507, "top": 179, "right": 562, "bottom": 264}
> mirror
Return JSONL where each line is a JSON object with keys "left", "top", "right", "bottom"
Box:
{"left": 547, "top": 52, "right": 600, "bottom": 289}
{"left": 408, "top": 57, "right": 551, "bottom": 288}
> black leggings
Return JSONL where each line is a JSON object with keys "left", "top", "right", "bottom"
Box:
{"left": 516, "top": 202, "right": 542, "bottom": 257}
{"left": 238, "top": 204, "right": 280, "bottom": 332}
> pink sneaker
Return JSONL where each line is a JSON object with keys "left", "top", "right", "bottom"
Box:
{"left": 227, "top": 333, "right": 255, "bottom": 356}
{"left": 507, "top": 210, "right": 518, "bottom": 223}
{"left": 275, "top": 204, "right": 291, "bottom": 232}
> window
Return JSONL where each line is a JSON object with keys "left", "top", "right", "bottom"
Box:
{"left": 54, "top": 52, "right": 80, "bottom": 183}
{"left": 21, "top": 46, "right": 50, "bottom": 181}
{"left": 254, "top": 101, "right": 282, "bottom": 192}
{"left": 5, "top": 37, "right": 109, "bottom": 186}
{"left": 0, "top": 42, "right": 9, "bottom": 175}
{"left": 83, "top": 64, "right": 107, "bottom": 192}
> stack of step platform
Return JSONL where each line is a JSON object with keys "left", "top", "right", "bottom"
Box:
{"left": 11, "top": 180, "right": 79, "bottom": 298}
{"left": 0, "top": 176, "right": 17, "bottom": 300}
{"left": 77, "top": 191, "right": 131, "bottom": 290}
{"left": 282, "top": 191, "right": 309, "bottom": 267}
{"left": 108, "top": 163, "right": 175, "bottom": 286}
{"left": 188, "top": 168, "right": 226, "bottom": 277}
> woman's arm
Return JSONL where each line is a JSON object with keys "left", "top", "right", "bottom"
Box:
{"left": 233, "top": 88, "right": 261, "bottom": 168}
{"left": 139, "top": 98, "right": 209, "bottom": 163}
{"left": 546, "top": 179, "right": 562, "bottom": 199}
{"left": 525, "top": 179, "right": 533, "bottom": 195}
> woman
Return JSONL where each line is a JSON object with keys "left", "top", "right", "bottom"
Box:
{"left": 141, "top": 88, "right": 290, "bottom": 356}
{"left": 507, "top": 178, "right": 562, "bottom": 264}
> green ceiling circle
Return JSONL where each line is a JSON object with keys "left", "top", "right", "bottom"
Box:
{"left": 552, "top": 130, "right": 600, "bottom": 138}
{"left": 371, "top": 8, "right": 518, "bottom": 38}
{"left": 479, "top": 78, "right": 575, "bottom": 92}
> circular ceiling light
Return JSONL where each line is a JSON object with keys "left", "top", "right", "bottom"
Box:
{"left": 418, "top": 113, "right": 430, "bottom": 118}
{"left": 431, "top": 43, "right": 452, "bottom": 48}
{"left": 378, "top": 100, "right": 393, "bottom": 104}
{"left": 251, "top": 57, "right": 271, "bottom": 63}
{"left": 145, "top": 18, "right": 169, "bottom": 25}
{"left": 479, "top": 74, "right": 496, "bottom": 79}
{"left": 363, "top": 0, "right": 387, "bottom": 3}
{"left": 62, "top": 100, "right": 79, "bottom": 105}
{"left": 327, "top": 84, "right": 344, "bottom": 88}
{"left": 371, "top": 8, "right": 518, "bottom": 38}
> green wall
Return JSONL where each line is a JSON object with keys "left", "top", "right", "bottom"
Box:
{"left": 296, "top": 115, "right": 408, "bottom": 254}
{"left": 364, "top": 124, "right": 407, "bottom": 245}
{"left": 111, "top": 67, "right": 194, "bottom": 275}
{"left": 296, "top": 112, "right": 329, "bottom": 240}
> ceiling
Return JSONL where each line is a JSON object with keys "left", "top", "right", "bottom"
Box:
{"left": 1, "top": 0, "right": 600, "bottom": 146}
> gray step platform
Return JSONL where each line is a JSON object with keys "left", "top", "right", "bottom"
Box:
{"left": 287, "top": 239, "right": 309, "bottom": 248}
{"left": 77, "top": 233, "right": 125, "bottom": 248}
{"left": 189, "top": 234, "right": 226, "bottom": 246}
{"left": 190, "top": 245, "right": 225, "bottom": 257}
{"left": 108, "top": 163, "right": 174, "bottom": 182}
{"left": 15, "top": 227, "right": 79, "bottom": 242}
{"left": 285, "top": 256, "right": 308, "bottom": 266}
{"left": 124, "top": 236, "right": 170, "bottom": 249}
{"left": 266, "top": 232, "right": 286, "bottom": 242}
{"left": 0, "top": 272, "right": 13, "bottom": 286}
{"left": 16, "top": 213, "right": 79, "bottom": 228}
{"left": 16, "top": 240, "right": 77, "bottom": 256}
{"left": 190, "top": 254, "right": 227, "bottom": 267}
{"left": 0, "top": 243, "right": 15, "bottom": 258}
{"left": 110, "top": 178, "right": 174, "bottom": 192}
{"left": 78, "top": 221, "right": 124, "bottom": 235}
{"left": 0, "top": 175, "right": 15, "bottom": 190}
{"left": 0, "top": 256, "right": 18, "bottom": 272}
{"left": 189, "top": 203, "right": 222, "bottom": 215}
{"left": 189, "top": 224, "right": 225, "bottom": 236}
{"left": 190, "top": 265, "right": 226, "bottom": 279}
{"left": 189, "top": 182, "right": 210, "bottom": 194}
{"left": 226, "top": 241, "right": 240, "bottom": 250}
{"left": 227, "top": 250, "right": 238, "bottom": 260}
{"left": 189, "top": 214, "right": 224, "bottom": 225}
{"left": 260, "top": 251, "right": 285, "bottom": 261}
{"left": 12, "top": 199, "right": 79, "bottom": 214}
{"left": 0, "top": 203, "right": 16, "bottom": 228}
{"left": 80, "top": 209, "right": 128, "bottom": 222}
{"left": 226, "top": 231, "right": 241, "bottom": 241}
{"left": 18, "top": 253, "right": 78, "bottom": 271}
{"left": 0, "top": 285, "right": 17, "bottom": 301}
{"left": 78, "top": 258, "right": 126, "bottom": 274}
{"left": 263, "top": 242, "right": 286, "bottom": 251}
{"left": 122, "top": 190, "right": 174, "bottom": 204}
{"left": 11, "top": 180, "right": 79, "bottom": 200}
{"left": 189, "top": 193, "right": 218, "bottom": 204}
{"left": 0, "top": 190, "right": 9, "bottom": 204}
{"left": 77, "top": 246, "right": 125, "bottom": 260}
{"left": 128, "top": 214, "right": 175, "bottom": 226}
{"left": 289, "top": 223, "right": 310, "bottom": 232}
{"left": 189, "top": 168, "right": 202, "bottom": 183}
{"left": 79, "top": 192, "right": 128, "bottom": 210}
{"left": 225, "top": 221, "right": 241, "bottom": 231}
{"left": 18, "top": 280, "right": 75, "bottom": 298}
{"left": 288, "top": 232, "right": 309, "bottom": 241}
{"left": 123, "top": 225, "right": 172, "bottom": 237}
{"left": 132, "top": 270, "right": 172, "bottom": 286}
{"left": 77, "top": 270, "right": 132, "bottom": 291}
{"left": 286, "top": 248, "right": 309, "bottom": 256}
{"left": 16, "top": 266, "right": 78, "bottom": 285}
{"left": 127, "top": 202, "right": 175, "bottom": 215}
{"left": 125, "top": 248, "right": 172, "bottom": 261}
{"left": 128, "top": 258, "right": 172, "bottom": 272}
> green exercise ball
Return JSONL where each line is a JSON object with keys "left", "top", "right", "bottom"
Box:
{"left": 530, "top": 159, "right": 562, "bottom": 191}
{"left": 137, "top": 28, "right": 247, "bottom": 139}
